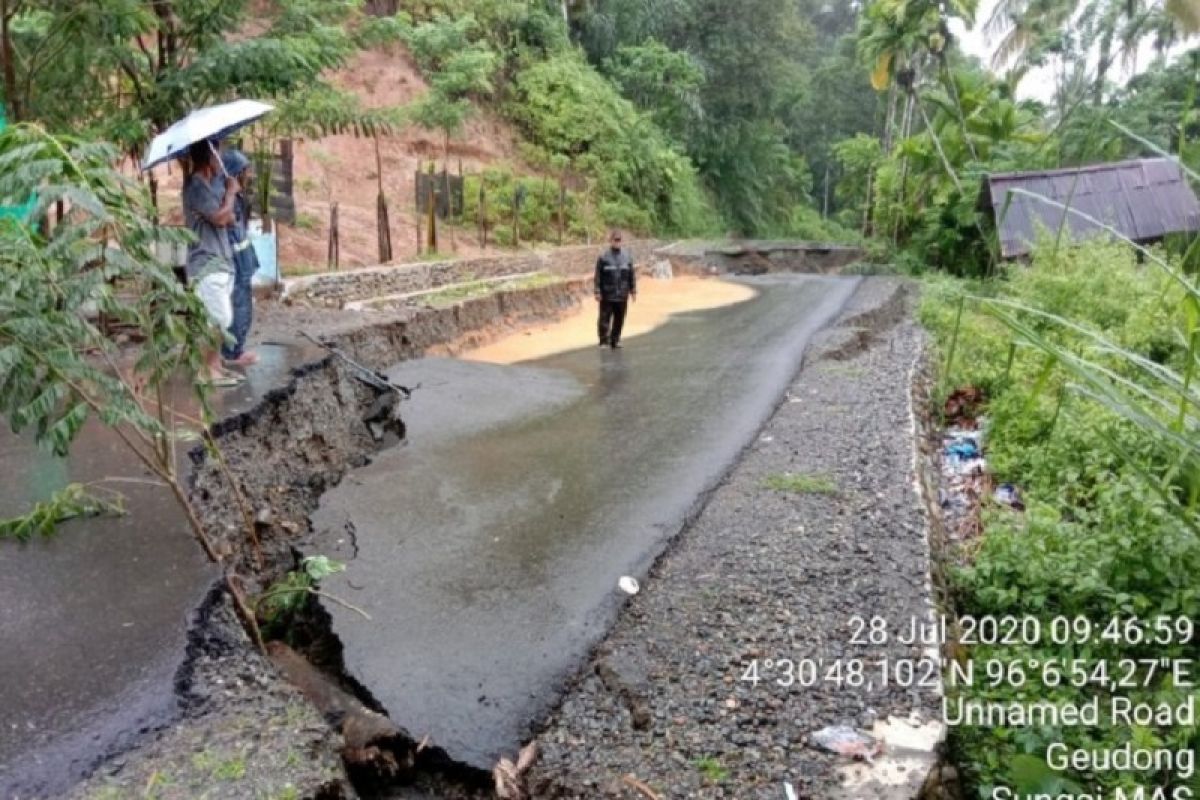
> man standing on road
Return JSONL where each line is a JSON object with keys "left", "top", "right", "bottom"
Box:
{"left": 182, "top": 139, "right": 242, "bottom": 387}
{"left": 218, "top": 149, "right": 260, "bottom": 367}
{"left": 594, "top": 229, "right": 637, "bottom": 349}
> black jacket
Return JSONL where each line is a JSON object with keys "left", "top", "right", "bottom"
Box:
{"left": 594, "top": 248, "right": 636, "bottom": 302}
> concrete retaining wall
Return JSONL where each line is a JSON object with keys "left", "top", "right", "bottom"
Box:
{"left": 284, "top": 240, "right": 667, "bottom": 309}
{"left": 329, "top": 277, "right": 592, "bottom": 367}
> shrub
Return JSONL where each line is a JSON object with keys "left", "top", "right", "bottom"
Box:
{"left": 922, "top": 240, "right": 1200, "bottom": 795}
{"left": 507, "top": 52, "right": 719, "bottom": 237}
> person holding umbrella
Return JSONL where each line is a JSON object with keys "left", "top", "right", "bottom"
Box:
{"left": 141, "top": 99, "right": 275, "bottom": 387}
{"left": 182, "top": 139, "right": 242, "bottom": 386}
{"left": 217, "top": 149, "right": 260, "bottom": 367}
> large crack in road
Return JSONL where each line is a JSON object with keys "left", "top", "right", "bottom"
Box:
{"left": 308, "top": 274, "right": 862, "bottom": 770}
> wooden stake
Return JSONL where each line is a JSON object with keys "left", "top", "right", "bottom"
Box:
{"left": 374, "top": 136, "right": 392, "bottom": 263}
{"left": 512, "top": 185, "right": 521, "bottom": 250}
{"left": 328, "top": 202, "right": 340, "bottom": 271}
{"left": 426, "top": 167, "right": 438, "bottom": 254}
{"left": 558, "top": 179, "right": 566, "bottom": 245}
{"left": 479, "top": 181, "right": 487, "bottom": 250}
{"left": 415, "top": 169, "right": 423, "bottom": 255}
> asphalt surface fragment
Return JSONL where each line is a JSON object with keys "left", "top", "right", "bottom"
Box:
{"left": 67, "top": 588, "right": 351, "bottom": 800}
{"left": 528, "top": 278, "right": 937, "bottom": 799}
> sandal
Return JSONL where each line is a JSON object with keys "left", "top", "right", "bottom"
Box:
{"left": 223, "top": 351, "right": 260, "bottom": 367}
{"left": 207, "top": 371, "right": 245, "bottom": 388}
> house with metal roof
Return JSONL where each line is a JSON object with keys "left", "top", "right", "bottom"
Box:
{"left": 979, "top": 158, "right": 1200, "bottom": 259}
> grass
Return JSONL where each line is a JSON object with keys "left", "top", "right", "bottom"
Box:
{"left": 292, "top": 212, "right": 319, "bottom": 231}
{"left": 192, "top": 749, "right": 247, "bottom": 782}
{"left": 919, "top": 237, "right": 1200, "bottom": 795}
{"left": 763, "top": 471, "right": 838, "bottom": 494}
{"left": 213, "top": 756, "right": 247, "bottom": 781}
{"left": 695, "top": 757, "right": 730, "bottom": 782}
{"left": 423, "top": 272, "right": 561, "bottom": 308}
{"left": 280, "top": 263, "right": 330, "bottom": 278}
{"left": 412, "top": 249, "right": 460, "bottom": 263}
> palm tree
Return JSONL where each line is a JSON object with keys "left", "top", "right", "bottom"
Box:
{"left": 988, "top": 0, "right": 1200, "bottom": 86}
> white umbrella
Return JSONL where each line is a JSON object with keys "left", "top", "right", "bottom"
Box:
{"left": 141, "top": 99, "right": 275, "bottom": 171}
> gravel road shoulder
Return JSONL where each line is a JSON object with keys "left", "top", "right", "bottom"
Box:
{"left": 528, "top": 278, "right": 939, "bottom": 799}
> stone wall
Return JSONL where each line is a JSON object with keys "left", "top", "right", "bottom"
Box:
{"left": 284, "top": 240, "right": 666, "bottom": 309}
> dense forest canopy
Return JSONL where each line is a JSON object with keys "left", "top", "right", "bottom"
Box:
{"left": 0, "top": 0, "right": 1196, "bottom": 246}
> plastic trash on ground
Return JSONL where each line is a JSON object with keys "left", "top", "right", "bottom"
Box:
{"left": 993, "top": 483, "right": 1025, "bottom": 511}
{"left": 811, "top": 725, "right": 883, "bottom": 761}
{"left": 617, "top": 576, "right": 640, "bottom": 595}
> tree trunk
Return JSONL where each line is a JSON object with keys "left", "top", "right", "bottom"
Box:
{"left": 917, "top": 97, "right": 962, "bottom": 193}
{"left": 822, "top": 162, "right": 831, "bottom": 219}
{"left": 882, "top": 83, "right": 898, "bottom": 155}
{"left": 267, "top": 642, "right": 414, "bottom": 779}
{"left": 862, "top": 166, "right": 875, "bottom": 237}
{"left": 940, "top": 54, "right": 977, "bottom": 162}
{"left": 148, "top": 173, "right": 160, "bottom": 223}
{"left": 426, "top": 182, "right": 437, "bottom": 253}
{"left": 1, "top": 0, "right": 20, "bottom": 121}
{"left": 374, "top": 137, "right": 392, "bottom": 263}
{"left": 328, "top": 203, "right": 340, "bottom": 271}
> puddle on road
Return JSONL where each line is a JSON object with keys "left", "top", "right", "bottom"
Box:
{"left": 463, "top": 276, "right": 756, "bottom": 364}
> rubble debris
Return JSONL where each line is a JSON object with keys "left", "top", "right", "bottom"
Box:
{"left": 943, "top": 385, "right": 985, "bottom": 426}
{"left": 810, "top": 725, "right": 883, "bottom": 761}
{"left": 647, "top": 259, "right": 674, "bottom": 280}
{"left": 993, "top": 483, "right": 1025, "bottom": 511}
{"left": 940, "top": 427, "right": 987, "bottom": 541}
{"left": 494, "top": 742, "right": 538, "bottom": 799}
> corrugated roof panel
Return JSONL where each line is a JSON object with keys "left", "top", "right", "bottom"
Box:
{"left": 982, "top": 158, "right": 1200, "bottom": 258}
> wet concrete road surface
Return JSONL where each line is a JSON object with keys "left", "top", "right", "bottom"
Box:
{"left": 0, "top": 343, "right": 321, "bottom": 797}
{"left": 311, "top": 275, "right": 861, "bottom": 769}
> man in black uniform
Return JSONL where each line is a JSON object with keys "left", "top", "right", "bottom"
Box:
{"left": 594, "top": 229, "right": 637, "bottom": 349}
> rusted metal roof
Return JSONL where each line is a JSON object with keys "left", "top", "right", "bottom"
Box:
{"left": 980, "top": 158, "right": 1200, "bottom": 258}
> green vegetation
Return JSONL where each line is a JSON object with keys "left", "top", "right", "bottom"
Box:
{"left": 0, "top": 483, "right": 125, "bottom": 541}
{"left": 292, "top": 212, "right": 319, "bottom": 231}
{"left": 421, "top": 272, "right": 560, "bottom": 308}
{"left": 840, "top": 1, "right": 1200, "bottom": 275}
{"left": 3, "top": 2, "right": 1200, "bottom": 793}
{"left": 694, "top": 756, "right": 730, "bottom": 782}
{"left": 764, "top": 472, "right": 839, "bottom": 495}
{"left": 257, "top": 555, "right": 355, "bottom": 631}
{"left": 192, "top": 749, "right": 248, "bottom": 782}
{"left": 0, "top": 2, "right": 408, "bottom": 158}
{"left": 922, "top": 237, "right": 1200, "bottom": 796}
{"left": 400, "top": 1, "right": 883, "bottom": 238}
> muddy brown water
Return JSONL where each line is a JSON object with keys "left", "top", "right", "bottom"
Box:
{"left": 311, "top": 274, "right": 862, "bottom": 770}
{"left": 465, "top": 276, "right": 756, "bottom": 364}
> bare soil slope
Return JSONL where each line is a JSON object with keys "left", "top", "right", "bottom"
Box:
{"left": 283, "top": 45, "right": 531, "bottom": 270}
{"left": 149, "top": 42, "right": 541, "bottom": 271}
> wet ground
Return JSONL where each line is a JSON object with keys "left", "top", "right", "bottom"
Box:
{"left": 310, "top": 274, "right": 861, "bottom": 770}
{"left": 0, "top": 342, "right": 321, "bottom": 797}
{"left": 529, "top": 278, "right": 939, "bottom": 799}
{"left": 465, "top": 276, "right": 756, "bottom": 364}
